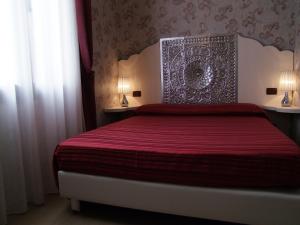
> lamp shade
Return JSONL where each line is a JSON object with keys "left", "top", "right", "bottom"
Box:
{"left": 279, "top": 71, "right": 297, "bottom": 91}
{"left": 118, "top": 76, "right": 130, "bottom": 94}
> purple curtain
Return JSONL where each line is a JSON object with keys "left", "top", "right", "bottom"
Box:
{"left": 75, "top": 0, "right": 97, "bottom": 130}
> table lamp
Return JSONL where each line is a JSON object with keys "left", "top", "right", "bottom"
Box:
{"left": 118, "top": 76, "right": 130, "bottom": 107}
{"left": 279, "top": 70, "right": 297, "bottom": 107}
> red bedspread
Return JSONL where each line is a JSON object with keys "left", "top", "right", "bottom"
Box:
{"left": 53, "top": 104, "right": 300, "bottom": 188}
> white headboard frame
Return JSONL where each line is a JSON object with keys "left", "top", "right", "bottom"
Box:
{"left": 118, "top": 35, "right": 295, "bottom": 107}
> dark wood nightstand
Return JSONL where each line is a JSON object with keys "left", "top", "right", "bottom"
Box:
{"left": 103, "top": 106, "right": 139, "bottom": 124}
{"left": 262, "top": 105, "right": 300, "bottom": 145}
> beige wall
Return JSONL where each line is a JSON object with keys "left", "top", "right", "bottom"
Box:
{"left": 91, "top": 0, "right": 300, "bottom": 125}
{"left": 293, "top": 1, "right": 300, "bottom": 144}
{"left": 295, "top": 1, "right": 300, "bottom": 72}
{"left": 292, "top": 1, "right": 300, "bottom": 106}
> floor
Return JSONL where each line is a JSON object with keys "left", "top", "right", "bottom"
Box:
{"left": 8, "top": 195, "right": 241, "bottom": 225}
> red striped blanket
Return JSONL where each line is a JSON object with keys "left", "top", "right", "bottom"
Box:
{"left": 54, "top": 104, "right": 300, "bottom": 188}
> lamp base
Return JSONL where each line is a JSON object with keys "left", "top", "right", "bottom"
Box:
{"left": 121, "top": 94, "right": 128, "bottom": 107}
{"left": 281, "top": 91, "right": 291, "bottom": 107}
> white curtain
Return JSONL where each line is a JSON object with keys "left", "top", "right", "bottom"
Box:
{"left": 0, "top": 0, "right": 83, "bottom": 224}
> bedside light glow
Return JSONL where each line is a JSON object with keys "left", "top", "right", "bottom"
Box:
{"left": 118, "top": 76, "right": 131, "bottom": 107}
{"left": 279, "top": 70, "right": 297, "bottom": 107}
{"left": 118, "top": 76, "right": 130, "bottom": 94}
{"left": 279, "top": 71, "right": 297, "bottom": 91}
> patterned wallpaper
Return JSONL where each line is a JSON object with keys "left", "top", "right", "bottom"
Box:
{"left": 91, "top": 0, "right": 300, "bottom": 124}
{"left": 117, "top": 0, "right": 298, "bottom": 59}
{"left": 91, "top": 0, "right": 119, "bottom": 125}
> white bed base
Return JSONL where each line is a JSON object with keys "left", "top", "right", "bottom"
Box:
{"left": 58, "top": 171, "right": 300, "bottom": 225}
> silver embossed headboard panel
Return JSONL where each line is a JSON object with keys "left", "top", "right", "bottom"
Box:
{"left": 160, "top": 34, "right": 238, "bottom": 104}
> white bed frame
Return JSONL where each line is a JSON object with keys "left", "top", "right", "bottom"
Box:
{"left": 59, "top": 171, "right": 300, "bottom": 225}
{"left": 58, "top": 36, "right": 300, "bottom": 225}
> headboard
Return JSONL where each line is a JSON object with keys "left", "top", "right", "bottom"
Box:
{"left": 161, "top": 34, "right": 237, "bottom": 104}
{"left": 118, "top": 34, "right": 295, "bottom": 107}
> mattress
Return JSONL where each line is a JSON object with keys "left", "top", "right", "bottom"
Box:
{"left": 53, "top": 103, "right": 300, "bottom": 188}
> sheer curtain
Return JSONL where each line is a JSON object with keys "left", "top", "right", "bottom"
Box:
{"left": 0, "top": 0, "right": 83, "bottom": 224}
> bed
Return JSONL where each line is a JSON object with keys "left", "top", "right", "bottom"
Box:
{"left": 54, "top": 103, "right": 300, "bottom": 225}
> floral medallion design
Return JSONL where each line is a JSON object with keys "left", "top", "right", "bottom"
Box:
{"left": 161, "top": 34, "right": 237, "bottom": 104}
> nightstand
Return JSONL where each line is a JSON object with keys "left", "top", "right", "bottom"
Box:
{"left": 103, "top": 106, "right": 139, "bottom": 124}
{"left": 262, "top": 105, "right": 300, "bottom": 145}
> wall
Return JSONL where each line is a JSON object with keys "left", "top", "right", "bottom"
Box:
{"left": 295, "top": 1, "right": 300, "bottom": 72}
{"left": 293, "top": 1, "right": 300, "bottom": 144}
{"left": 91, "top": 0, "right": 119, "bottom": 125}
{"left": 117, "top": 0, "right": 297, "bottom": 59}
{"left": 92, "top": 0, "right": 299, "bottom": 125}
